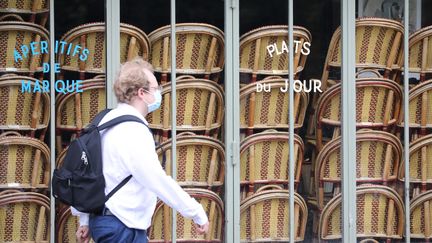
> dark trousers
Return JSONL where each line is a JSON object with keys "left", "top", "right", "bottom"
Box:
{"left": 89, "top": 214, "right": 148, "bottom": 243}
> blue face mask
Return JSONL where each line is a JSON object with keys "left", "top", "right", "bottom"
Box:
{"left": 145, "top": 89, "right": 162, "bottom": 113}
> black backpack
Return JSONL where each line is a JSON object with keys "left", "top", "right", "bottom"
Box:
{"left": 52, "top": 109, "right": 149, "bottom": 213}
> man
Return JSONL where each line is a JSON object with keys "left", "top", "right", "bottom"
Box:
{"left": 73, "top": 58, "right": 209, "bottom": 243}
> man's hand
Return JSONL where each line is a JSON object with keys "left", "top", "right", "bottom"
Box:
{"left": 76, "top": 225, "right": 90, "bottom": 243}
{"left": 195, "top": 221, "right": 210, "bottom": 234}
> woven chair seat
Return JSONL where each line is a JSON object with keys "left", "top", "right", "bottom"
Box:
{"left": 0, "top": 74, "right": 50, "bottom": 131}
{"left": 146, "top": 78, "right": 224, "bottom": 136}
{"left": 398, "top": 79, "right": 432, "bottom": 131}
{"left": 0, "top": 20, "right": 49, "bottom": 73}
{"left": 240, "top": 188, "right": 308, "bottom": 242}
{"left": 319, "top": 185, "right": 404, "bottom": 241}
{"left": 315, "top": 77, "right": 402, "bottom": 151}
{"left": 321, "top": 17, "right": 403, "bottom": 91}
{"left": 239, "top": 77, "right": 308, "bottom": 133}
{"left": 149, "top": 188, "right": 224, "bottom": 243}
{"left": 0, "top": 191, "right": 50, "bottom": 242}
{"left": 239, "top": 25, "right": 312, "bottom": 82}
{"left": 0, "top": 0, "right": 49, "bottom": 14}
{"left": 240, "top": 130, "right": 304, "bottom": 191}
{"left": 0, "top": 135, "right": 50, "bottom": 189}
{"left": 148, "top": 23, "right": 224, "bottom": 82}
{"left": 409, "top": 190, "right": 432, "bottom": 240}
{"left": 155, "top": 134, "right": 225, "bottom": 189}
{"left": 399, "top": 134, "right": 432, "bottom": 190}
{"left": 58, "top": 22, "right": 150, "bottom": 74}
{"left": 315, "top": 130, "right": 402, "bottom": 210}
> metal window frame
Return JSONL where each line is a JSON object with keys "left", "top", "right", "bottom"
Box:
{"left": 53, "top": 1, "right": 414, "bottom": 242}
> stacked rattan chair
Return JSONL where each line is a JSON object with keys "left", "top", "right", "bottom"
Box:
{"left": 0, "top": 190, "right": 51, "bottom": 242}
{"left": 148, "top": 23, "right": 225, "bottom": 83}
{"left": 239, "top": 25, "right": 312, "bottom": 83}
{"left": 240, "top": 185, "right": 308, "bottom": 242}
{"left": 240, "top": 130, "right": 304, "bottom": 197}
{"left": 409, "top": 190, "right": 432, "bottom": 241}
{"left": 149, "top": 188, "right": 224, "bottom": 243}
{"left": 398, "top": 79, "right": 432, "bottom": 140}
{"left": 398, "top": 134, "right": 432, "bottom": 198}
{"left": 400, "top": 25, "right": 432, "bottom": 82}
{"left": 239, "top": 77, "right": 308, "bottom": 138}
{"left": 319, "top": 185, "right": 404, "bottom": 242}
{"left": 319, "top": 18, "right": 404, "bottom": 91}
{"left": 55, "top": 75, "right": 106, "bottom": 153}
{"left": 0, "top": 0, "right": 49, "bottom": 26}
{"left": 146, "top": 76, "right": 224, "bottom": 142}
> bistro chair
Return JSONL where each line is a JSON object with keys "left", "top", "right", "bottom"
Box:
{"left": 240, "top": 185, "right": 308, "bottom": 242}
{"left": 409, "top": 190, "right": 432, "bottom": 241}
{"left": 240, "top": 130, "right": 304, "bottom": 196}
{"left": 0, "top": 0, "right": 49, "bottom": 26}
{"left": 315, "top": 78, "right": 402, "bottom": 152}
{"left": 155, "top": 132, "right": 225, "bottom": 190}
{"left": 149, "top": 23, "right": 224, "bottom": 83}
{"left": 239, "top": 25, "right": 312, "bottom": 83}
{"left": 0, "top": 74, "right": 50, "bottom": 137}
{"left": 319, "top": 185, "right": 404, "bottom": 243}
{"left": 399, "top": 134, "right": 432, "bottom": 197}
{"left": 58, "top": 22, "right": 150, "bottom": 79}
{"left": 0, "top": 133, "right": 50, "bottom": 190}
{"left": 320, "top": 17, "right": 404, "bottom": 91}
{"left": 239, "top": 77, "right": 308, "bottom": 137}
{"left": 0, "top": 16, "right": 49, "bottom": 74}
{"left": 149, "top": 188, "right": 224, "bottom": 243}
{"left": 314, "top": 130, "right": 402, "bottom": 210}
{"left": 398, "top": 79, "right": 432, "bottom": 139}
{"left": 55, "top": 75, "right": 106, "bottom": 153}
{"left": 0, "top": 191, "right": 50, "bottom": 242}
{"left": 146, "top": 77, "right": 224, "bottom": 141}
{"left": 400, "top": 25, "right": 432, "bottom": 82}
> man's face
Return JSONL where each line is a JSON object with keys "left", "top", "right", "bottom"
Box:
{"left": 142, "top": 69, "right": 159, "bottom": 104}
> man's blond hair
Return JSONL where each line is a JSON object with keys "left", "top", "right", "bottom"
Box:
{"left": 113, "top": 57, "right": 154, "bottom": 103}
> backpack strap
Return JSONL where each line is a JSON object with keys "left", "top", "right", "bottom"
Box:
{"left": 105, "top": 175, "right": 132, "bottom": 201}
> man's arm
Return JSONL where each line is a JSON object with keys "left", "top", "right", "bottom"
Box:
{"left": 122, "top": 124, "right": 209, "bottom": 226}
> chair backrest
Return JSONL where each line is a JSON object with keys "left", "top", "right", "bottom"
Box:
{"left": 149, "top": 188, "right": 224, "bottom": 243}
{"left": 315, "top": 78, "right": 402, "bottom": 151}
{"left": 240, "top": 131, "right": 304, "bottom": 190}
{"left": 0, "top": 0, "right": 49, "bottom": 14}
{"left": 240, "top": 188, "right": 308, "bottom": 242}
{"left": 58, "top": 22, "right": 150, "bottom": 74}
{"left": 155, "top": 134, "right": 225, "bottom": 188}
{"left": 0, "top": 75, "right": 50, "bottom": 131}
{"left": 239, "top": 77, "right": 308, "bottom": 131}
{"left": 398, "top": 79, "right": 432, "bottom": 130}
{"left": 405, "top": 25, "right": 432, "bottom": 81}
{"left": 315, "top": 130, "right": 402, "bottom": 209}
{"left": 146, "top": 78, "right": 224, "bottom": 136}
{"left": 0, "top": 20, "right": 49, "bottom": 73}
{"left": 0, "top": 135, "right": 50, "bottom": 189}
{"left": 409, "top": 190, "right": 432, "bottom": 239}
{"left": 148, "top": 23, "right": 224, "bottom": 81}
{"left": 0, "top": 191, "right": 50, "bottom": 242}
{"left": 322, "top": 18, "right": 403, "bottom": 89}
{"left": 319, "top": 185, "right": 404, "bottom": 241}
{"left": 399, "top": 134, "right": 432, "bottom": 189}
{"left": 239, "top": 25, "right": 311, "bottom": 81}
{"left": 55, "top": 76, "right": 106, "bottom": 131}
